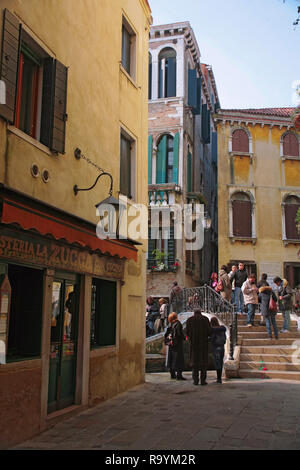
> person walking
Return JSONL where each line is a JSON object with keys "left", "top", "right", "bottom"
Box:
{"left": 217, "top": 265, "right": 232, "bottom": 301}
{"left": 158, "top": 298, "right": 168, "bottom": 332}
{"left": 164, "top": 312, "right": 186, "bottom": 380}
{"left": 273, "top": 277, "right": 293, "bottom": 333}
{"left": 242, "top": 273, "right": 259, "bottom": 327}
{"left": 210, "top": 317, "right": 227, "bottom": 383}
{"left": 146, "top": 297, "right": 159, "bottom": 336}
{"left": 169, "top": 281, "right": 183, "bottom": 314}
{"left": 257, "top": 274, "right": 279, "bottom": 340}
{"left": 210, "top": 272, "right": 218, "bottom": 291}
{"left": 229, "top": 265, "right": 237, "bottom": 306}
{"left": 231, "top": 263, "right": 248, "bottom": 315}
{"left": 186, "top": 309, "right": 212, "bottom": 386}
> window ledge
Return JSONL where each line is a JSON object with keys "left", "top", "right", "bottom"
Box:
{"left": 90, "top": 345, "right": 117, "bottom": 359}
{"left": 229, "top": 151, "right": 253, "bottom": 159}
{"left": 120, "top": 64, "right": 138, "bottom": 90}
{"left": 283, "top": 238, "right": 300, "bottom": 246}
{"left": 229, "top": 236, "right": 257, "bottom": 245}
{"left": 0, "top": 358, "right": 41, "bottom": 371}
{"left": 7, "top": 125, "right": 55, "bottom": 157}
{"left": 281, "top": 156, "right": 300, "bottom": 161}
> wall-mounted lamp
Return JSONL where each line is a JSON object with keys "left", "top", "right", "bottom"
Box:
{"left": 73, "top": 148, "right": 114, "bottom": 197}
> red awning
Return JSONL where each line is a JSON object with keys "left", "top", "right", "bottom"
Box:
{"left": 0, "top": 197, "right": 138, "bottom": 261}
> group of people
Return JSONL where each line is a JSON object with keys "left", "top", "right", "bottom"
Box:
{"left": 164, "top": 309, "right": 226, "bottom": 385}
{"left": 146, "top": 281, "right": 183, "bottom": 337}
{"left": 211, "top": 262, "right": 299, "bottom": 339}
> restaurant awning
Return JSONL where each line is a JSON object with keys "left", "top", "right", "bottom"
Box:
{"left": 0, "top": 186, "right": 139, "bottom": 262}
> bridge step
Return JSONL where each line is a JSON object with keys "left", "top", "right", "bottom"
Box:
{"left": 239, "top": 369, "right": 300, "bottom": 380}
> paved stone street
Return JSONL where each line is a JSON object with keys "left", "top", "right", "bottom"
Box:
{"left": 11, "top": 372, "right": 300, "bottom": 451}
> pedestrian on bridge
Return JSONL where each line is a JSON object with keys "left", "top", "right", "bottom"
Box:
{"left": 186, "top": 309, "right": 212, "bottom": 386}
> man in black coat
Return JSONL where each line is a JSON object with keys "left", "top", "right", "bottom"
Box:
{"left": 186, "top": 309, "right": 212, "bottom": 386}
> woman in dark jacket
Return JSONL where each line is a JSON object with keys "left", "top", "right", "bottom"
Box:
{"left": 210, "top": 316, "right": 227, "bottom": 384}
{"left": 164, "top": 312, "right": 186, "bottom": 380}
{"left": 257, "top": 274, "right": 278, "bottom": 340}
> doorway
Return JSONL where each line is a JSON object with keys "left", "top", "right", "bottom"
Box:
{"left": 48, "top": 272, "right": 80, "bottom": 414}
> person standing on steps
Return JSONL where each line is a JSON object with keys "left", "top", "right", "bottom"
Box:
{"left": 210, "top": 316, "right": 227, "bottom": 383}
{"left": 186, "top": 309, "right": 212, "bottom": 386}
{"left": 231, "top": 262, "right": 248, "bottom": 315}
{"left": 164, "top": 312, "right": 186, "bottom": 381}
{"left": 242, "top": 273, "right": 259, "bottom": 327}
{"left": 273, "top": 277, "right": 293, "bottom": 333}
{"left": 217, "top": 265, "right": 232, "bottom": 302}
{"left": 257, "top": 273, "right": 279, "bottom": 340}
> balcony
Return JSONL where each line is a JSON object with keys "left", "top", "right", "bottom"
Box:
{"left": 148, "top": 183, "right": 181, "bottom": 206}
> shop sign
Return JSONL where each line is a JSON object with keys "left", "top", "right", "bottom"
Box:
{"left": 0, "top": 230, "right": 124, "bottom": 280}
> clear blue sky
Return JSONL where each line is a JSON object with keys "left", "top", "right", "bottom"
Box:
{"left": 148, "top": 0, "right": 300, "bottom": 109}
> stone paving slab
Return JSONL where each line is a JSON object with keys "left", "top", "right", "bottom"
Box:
{"left": 10, "top": 372, "right": 300, "bottom": 451}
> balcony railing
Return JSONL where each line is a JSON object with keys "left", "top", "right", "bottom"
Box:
{"left": 148, "top": 183, "right": 181, "bottom": 206}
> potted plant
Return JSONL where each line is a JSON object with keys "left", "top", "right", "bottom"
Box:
{"left": 151, "top": 248, "right": 169, "bottom": 271}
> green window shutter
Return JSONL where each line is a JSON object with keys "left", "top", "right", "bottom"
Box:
{"left": 148, "top": 135, "right": 153, "bottom": 184}
{"left": 168, "top": 226, "right": 175, "bottom": 267}
{"left": 173, "top": 132, "right": 179, "bottom": 184}
{"left": 196, "top": 77, "right": 202, "bottom": 115}
{"left": 187, "top": 152, "right": 193, "bottom": 193}
{"left": 147, "top": 226, "right": 156, "bottom": 269}
{"left": 188, "top": 69, "right": 197, "bottom": 110}
{"left": 156, "top": 136, "right": 167, "bottom": 184}
{"left": 201, "top": 104, "right": 207, "bottom": 141}
{"left": 0, "top": 9, "right": 22, "bottom": 124}
{"left": 166, "top": 57, "right": 176, "bottom": 97}
{"left": 206, "top": 109, "right": 211, "bottom": 144}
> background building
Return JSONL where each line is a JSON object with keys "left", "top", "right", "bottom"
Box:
{"left": 0, "top": 0, "right": 152, "bottom": 448}
{"left": 147, "top": 22, "right": 219, "bottom": 301}
{"left": 216, "top": 107, "right": 300, "bottom": 287}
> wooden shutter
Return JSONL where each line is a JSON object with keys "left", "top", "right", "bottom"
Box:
{"left": 285, "top": 204, "right": 300, "bottom": 240}
{"left": 52, "top": 60, "right": 68, "bottom": 154}
{"left": 148, "top": 135, "right": 153, "bottom": 184}
{"left": 283, "top": 133, "right": 299, "bottom": 157}
{"left": 166, "top": 57, "right": 176, "bottom": 97}
{"left": 206, "top": 109, "right": 211, "bottom": 144}
{"left": 41, "top": 58, "right": 68, "bottom": 154}
{"left": 201, "top": 104, "right": 207, "bottom": 141}
{"left": 232, "top": 200, "right": 252, "bottom": 237}
{"left": 156, "top": 136, "right": 167, "bottom": 184}
{"left": 188, "top": 69, "right": 197, "bottom": 110}
{"left": 0, "top": 9, "right": 21, "bottom": 123}
{"left": 232, "top": 129, "right": 249, "bottom": 153}
{"left": 187, "top": 152, "right": 193, "bottom": 193}
{"left": 173, "top": 132, "right": 179, "bottom": 184}
{"left": 212, "top": 131, "right": 218, "bottom": 164}
{"left": 147, "top": 226, "right": 156, "bottom": 268}
{"left": 168, "top": 225, "right": 175, "bottom": 267}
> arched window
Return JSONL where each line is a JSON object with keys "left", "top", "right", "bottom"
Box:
{"left": 284, "top": 195, "right": 300, "bottom": 240}
{"left": 156, "top": 134, "right": 174, "bottom": 183}
{"left": 148, "top": 52, "right": 152, "bottom": 100}
{"left": 282, "top": 133, "right": 299, "bottom": 157}
{"left": 232, "top": 129, "right": 249, "bottom": 153}
{"left": 158, "top": 48, "right": 176, "bottom": 98}
{"left": 232, "top": 192, "right": 252, "bottom": 237}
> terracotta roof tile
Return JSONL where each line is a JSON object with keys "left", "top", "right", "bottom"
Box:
{"left": 221, "top": 107, "right": 295, "bottom": 117}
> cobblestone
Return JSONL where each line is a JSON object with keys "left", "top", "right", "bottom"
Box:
{"left": 11, "top": 372, "right": 300, "bottom": 451}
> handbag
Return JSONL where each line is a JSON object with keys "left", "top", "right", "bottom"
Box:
{"left": 269, "top": 296, "right": 277, "bottom": 313}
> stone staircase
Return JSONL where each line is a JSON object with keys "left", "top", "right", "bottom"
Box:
{"left": 238, "top": 313, "right": 300, "bottom": 380}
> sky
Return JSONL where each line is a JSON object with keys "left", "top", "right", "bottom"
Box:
{"left": 148, "top": 0, "right": 300, "bottom": 109}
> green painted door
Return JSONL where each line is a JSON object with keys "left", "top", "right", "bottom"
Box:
{"left": 48, "top": 273, "right": 79, "bottom": 413}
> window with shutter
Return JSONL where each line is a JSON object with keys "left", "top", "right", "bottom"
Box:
{"left": 285, "top": 196, "right": 300, "bottom": 240}
{"left": 121, "top": 16, "right": 136, "bottom": 81}
{"left": 158, "top": 48, "right": 176, "bottom": 98}
{"left": 232, "top": 192, "right": 252, "bottom": 238}
{"left": 0, "top": 10, "right": 68, "bottom": 154}
{"left": 120, "top": 132, "right": 133, "bottom": 199}
{"left": 283, "top": 133, "right": 299, "bottom": 157}
{"left": 232, "top": 129, "right": 249, "bottom": 153}
{"left": 156, "top": 134, "right": 174, "bottom": 184}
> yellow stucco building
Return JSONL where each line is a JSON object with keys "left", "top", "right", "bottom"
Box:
{"left": 216, "top": 108, "right": 300, "bottom": 287}
{"left": 0, "top": 0, "right": 152, "bottom": 448}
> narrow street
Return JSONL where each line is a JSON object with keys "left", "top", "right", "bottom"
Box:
{"left": 11, "top": 372, "right": 300, "bottom": 451}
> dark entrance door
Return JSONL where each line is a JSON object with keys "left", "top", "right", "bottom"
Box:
{"left": 284, "top": 263, "right": 300, "bottom": 289}
{"left": 48, "top": 272, "right": 80, "bottom": 414}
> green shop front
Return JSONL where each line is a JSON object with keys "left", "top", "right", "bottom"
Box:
{"left": 0, "top": 187, "right": 138, "bottom": 448}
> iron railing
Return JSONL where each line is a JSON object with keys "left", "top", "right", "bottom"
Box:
{"left": 173, "top": 285, "right": 238, "bottom": 360}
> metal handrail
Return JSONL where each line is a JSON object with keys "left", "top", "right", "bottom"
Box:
{"left": 174, "top": 284, "right": 238, "bottom": 360}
